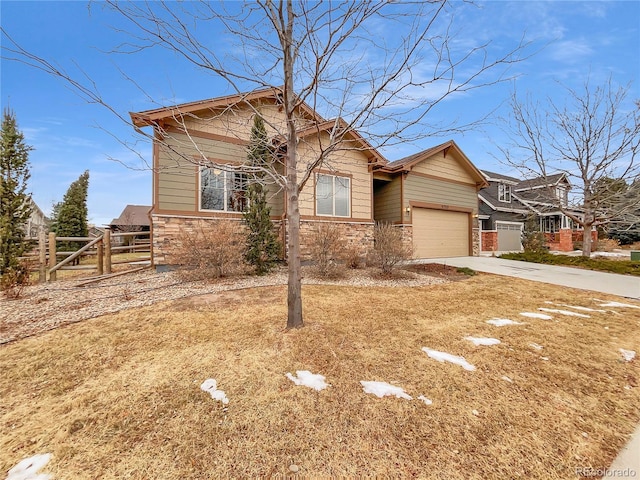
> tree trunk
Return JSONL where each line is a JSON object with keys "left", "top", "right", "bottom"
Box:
{"left": 582, "top": 224, "right": 593, "bottom": 257}
{"left": 286, "top": 182, "right": 303, "bottom": 329}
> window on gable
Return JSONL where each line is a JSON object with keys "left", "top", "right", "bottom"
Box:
{"left": 316, "top": 174, "right": 350, "bottom": 217}
{"left": 556, "top": 187, "right": 568, "bottom": 206}
{"left": 498, "top": 183, "right": 511, "bottom": 202}
{"left": 200, "top": 167, "right": 247, "bottom": 212}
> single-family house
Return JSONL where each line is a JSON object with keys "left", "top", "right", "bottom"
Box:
{"left": 24, "top": 198, "right": 48, "bottom": 238}
{"left": 130, "top": 88, "right": 486, "bottom": 267}
{"left": 479, "top": 170, "right": 596, "bottom": 252}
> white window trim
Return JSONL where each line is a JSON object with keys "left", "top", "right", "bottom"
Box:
{"left": 199, "top": 167, "right": 247, "bottom": 213}
{"left": 498, "top": 183, "right": 512, "bottom": 203}
{"left": 316, "top": 173, "right": 351, "bottom": 218}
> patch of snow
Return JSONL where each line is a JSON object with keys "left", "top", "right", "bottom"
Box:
{"left": 544, "top": 301, "right": 554, "bottom": 304}
{"left": 591, "top": 251, "right": 629, "bottom": 258}
{"left": 597, "top": 301, "right": 640, "bottom": 309}
{"left": 620, "top": 349, "right": 636, "bottom": 362}
{"left": 501, "top": 375, "right": 513, "bottom": 383}
{"left": 417, "top": 395, "right": 433, "bottom": 405}
{"left": 200, "top": 379, "right": 229, "bottom": 404}
{"left": 520, "top": 312, "right": 553, "bottom": 320}
{"left": 561, "top": 304, "right": 607, "bottom": 313}
{"left": 422, "top": 347, "right": 476, "bottom": 371}
{"left": 486, "top": 318, "right": 523, "bottom": 327}
{"left": 464, "top": 336, "right": 501, "bottom": 346}
{"left": 540, "top": 357, "right": 549, "bottom": 361}
{"left": 6, "top": 453, "right": 51, "bottom": 480}
{"left": 360, "top": 381, "right": 412, "bottom": 400}
{"left": 472, "top": 409, "right": 480, "bottom": 416}
{"left": 605, "top": 326, "right": 610, "bottom": 330}
{"left": 529, "top": 343, "right": 544, "bottom": 350}
{"left": 286, "top": 370, "right": 330, "bottom": 391}
{"left": 538, "top": 307, "right": 590, "bottom": 318}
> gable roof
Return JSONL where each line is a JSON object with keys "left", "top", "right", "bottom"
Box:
{"left": 290, "top": 118, "right": 387, "bottom": 166}
{"left": 130, "top": 86, "right": 324, "bottom": 127}
{"left": 515, "top": 172, "right": 570, "bottom": 191}
{"left": 377, "top": 140, "right": 488, "bottom": 187}
{"left": 481, "top": 170, "right": 520, "bottom": 184}
{"left": 110, "top": 205, "right": 151, "bottom": 227}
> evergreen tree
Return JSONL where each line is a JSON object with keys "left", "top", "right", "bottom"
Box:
{"left": 0, "top": 109, "right": 33, "bottom": 276}
{"left": 243, "top": 115, "right": 281, "bottom": 275}
{"left": 53, "top": 170, "right": 90, "bottom": 251}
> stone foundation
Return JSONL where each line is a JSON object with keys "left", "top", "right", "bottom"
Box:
{"left": 292, "top": 220, "right": 375, "bottom": 261}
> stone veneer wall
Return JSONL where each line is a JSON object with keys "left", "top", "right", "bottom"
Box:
{"left": 151, "top": 214, "right": 374, "bottom": 265}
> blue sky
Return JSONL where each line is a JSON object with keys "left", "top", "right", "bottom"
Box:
{"left": 1, "top": 1, "right": 639, "bottom": 226}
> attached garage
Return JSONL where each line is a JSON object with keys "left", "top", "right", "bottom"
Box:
{"left": 412, "top": 208, "right": 470, "bottom": 258}
{"left": 496, "top": 222, "right": 523, "bottom": 251}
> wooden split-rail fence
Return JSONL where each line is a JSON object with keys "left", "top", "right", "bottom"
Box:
{"left": 28, "top": 227, "right": 151, "bottom": 283}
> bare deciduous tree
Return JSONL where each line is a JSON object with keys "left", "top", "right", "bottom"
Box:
{"left": 2, "top": 1, "right": 532, "bottom": 328}
{"left": 500, "top": 78, "right": 640, "bottom": 256}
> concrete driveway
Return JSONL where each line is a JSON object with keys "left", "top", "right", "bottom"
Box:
{"left": 416, "top": 256, "right": 640, "bottom": 300}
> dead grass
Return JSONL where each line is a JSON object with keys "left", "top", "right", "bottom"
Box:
{"left": 1, "top": 275, "right": 639, "bottom": 479}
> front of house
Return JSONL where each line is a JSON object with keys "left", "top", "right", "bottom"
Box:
{"left": 130, "top": 88, "right": 487, "bottom": 267}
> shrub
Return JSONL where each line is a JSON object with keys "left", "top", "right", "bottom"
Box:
{"left": 370, "top": 222, "right": 412, "bottom": 274}
{"left": 174, "top": 220, "right": 247, "bottom": 280}
{"left": 521, "top": 216, "right": 547, "bottom": 253}
{"left": 595, "top": 238, "right": 620, "bottom": 252}
{"left": 343, "top": 245, "right": 364, "bottom": 269}
{"left": 1, "top": 262, "right": 31, "bottom": 299}
{"left": 309, "top": 224, "right": 345, "bottom": 278}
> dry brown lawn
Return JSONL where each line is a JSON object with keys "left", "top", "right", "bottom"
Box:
{"left": 1, "top": 275, "right": 639, "bottom": 479}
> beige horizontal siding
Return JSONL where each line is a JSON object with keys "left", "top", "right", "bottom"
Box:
{"left": 411, "top": 151, "right": 476, "bottom": 185}
{"left": 404, "top": 174, "right": 478, "bottom": 212}
{"left": 374, "top": 178, "right": 401, "bottom": 223}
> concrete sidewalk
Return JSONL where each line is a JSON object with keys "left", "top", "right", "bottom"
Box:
{"left": 417, "top": 256, "right": 639, "bottom": 300}
{"left": 418, "top": 256, "right": 639, "bottom": 478}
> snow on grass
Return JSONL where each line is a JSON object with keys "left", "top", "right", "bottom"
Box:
{"left": 286, "top": 370, "right": 330, "bottom": 391}
{"left": 529, "top": 343, "right": 544, "bottom": 350}
{"left": 537, "top": 307, "right": 590, "bottom": 318}
{"left": 417, "top": 395, "right": 433, "bottom": 405}
{"left": 360, "top": 381, "right": 412, "bottom": 400}
{"left": 520, "top": 312, "right": 553, "bottom": 320}
{"left": 200, "top": 379, "right": 229, "bottom": 404}
{"left": 464, "top": 336, "right": 501, "bottom": 346}
{"left": 6, "top": 453, "right": 51, "bottom": 480}
{"left": 486, "top": 318, "right": 524, "bottom": 327}
{"left": 501, "top": 375, "right": 513, "bottom": 383}
{"left": 620, "top": 349, "right": 636, "bottom": 362}
{"left": 421, "top": 347, "right": 476, "bottom": 371}
{"left": 596, "top": 301, "right": 640, "bottom": 309}
{"left": 560, "top": 304, "right": 607, "bottom": 313}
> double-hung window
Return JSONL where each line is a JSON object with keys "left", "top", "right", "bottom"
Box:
{"left": 200, "top": 167, "right": 247, "bottom": 212}
{"left": 316, "top": 173, "right": 350, "bottom": 217}
{"left": 498, "top": 183, "right": 511, "bottom": 202}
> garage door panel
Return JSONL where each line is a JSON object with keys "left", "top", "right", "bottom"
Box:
{"left": 497, "top": 222, "right": 523, "bottom": 251}
{"left": 413, "top": 208, "right": 469, "bottom": 258}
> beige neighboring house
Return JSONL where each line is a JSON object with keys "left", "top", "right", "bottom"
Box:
{"left": 24, "top": 198, "right": 48, "bottom": 238}
{"left": 130, "top": 87, "right": 486, "bottom": 267}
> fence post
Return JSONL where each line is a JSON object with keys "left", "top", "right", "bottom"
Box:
{"left": 48, "top": 232, "right": 57, "bottom": 282}
{"left": 104, "top": 227, "right": 112, "bottom": 274}
{"left": 38, "top": 227, "right": 47, "bottom": 283}
{"left": 97, "top": 237, "right": 104, "bottom": 276}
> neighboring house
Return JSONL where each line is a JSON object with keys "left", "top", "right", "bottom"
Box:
{"left": 109, "top": 204, "right": 151, "bottom": 246}
{"left": 479, "top": 170, "right": 596, "bottom": 252}
{"left": 24, "top": 198, "right": 48, "bottom": 238}
{"left": 130, "top": 88, "right": 486, "bottom": 267}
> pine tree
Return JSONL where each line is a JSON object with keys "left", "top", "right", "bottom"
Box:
{"left": 52, "top": 170, "right": 90, "bottom": 251}
{"left": 0, "top": 109, "right": 33, "bottom": 276}
{"left": 243, "top": 115, "right": 281, "bottom": 275}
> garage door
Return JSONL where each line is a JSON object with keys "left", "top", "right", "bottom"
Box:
{"left": 497, "top": 222, "right": 523, "bottom": 251}
{"left": 412, "top": 208, "right": 470, "bottom": 258}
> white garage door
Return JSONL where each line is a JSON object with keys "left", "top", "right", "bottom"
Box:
{"left": 497, "top": 222, "right": 523, "bottom": 251}
{"left": 412, "top": 208, "right": 470, "bottom": 258}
